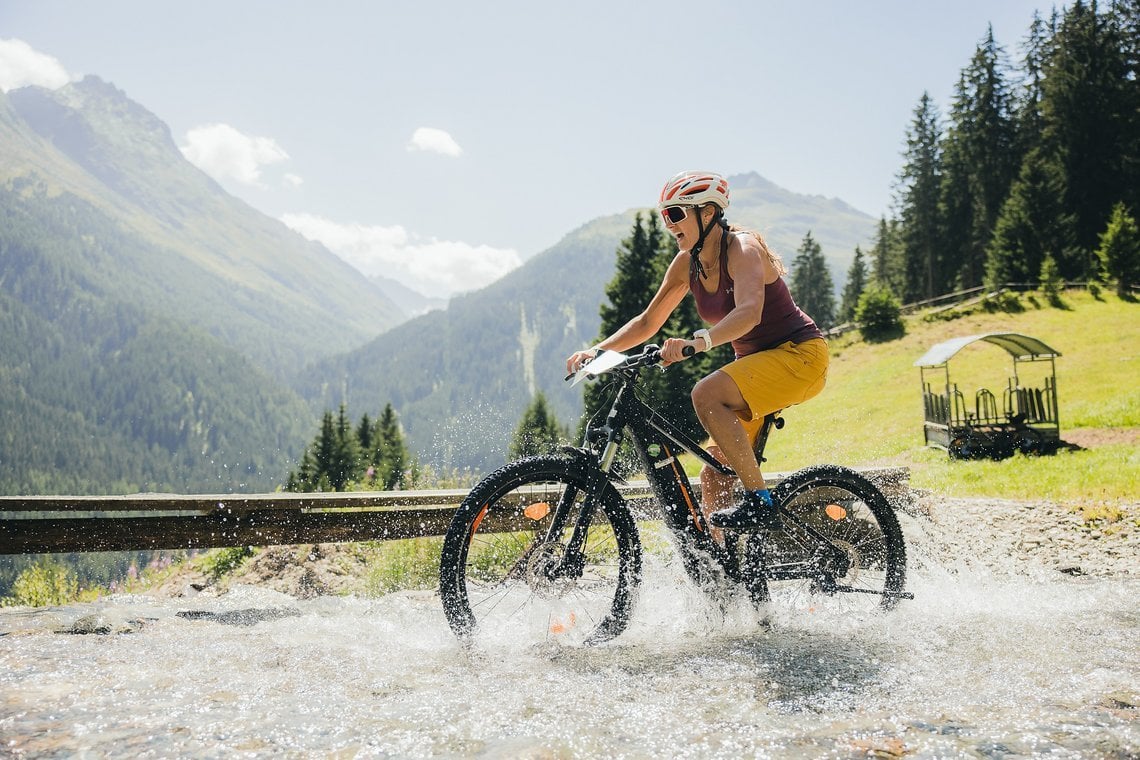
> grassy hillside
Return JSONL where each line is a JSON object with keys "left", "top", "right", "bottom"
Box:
{"left": 745, "top": 289, "right": 1137, "bottom": 504}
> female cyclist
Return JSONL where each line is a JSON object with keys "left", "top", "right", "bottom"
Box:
{"left": 566, "top": 171, "right": 829, "bottom": 533}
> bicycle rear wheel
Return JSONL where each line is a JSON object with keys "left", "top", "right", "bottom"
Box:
{"left": 438, "top": 455, "right": 641, "bottom": 646}
{"left": 742, "top": 465, "right": 907, "bottom": 612}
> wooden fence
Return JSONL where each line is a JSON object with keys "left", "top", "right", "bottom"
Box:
{"left": 0, "top": 467, "right": 911, "bottom": 555}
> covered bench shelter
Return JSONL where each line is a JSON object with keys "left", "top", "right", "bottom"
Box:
{"left": 915, "top": 332, "right": 1061, "bottom": 459}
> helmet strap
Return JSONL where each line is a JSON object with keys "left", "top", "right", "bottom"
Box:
{"left": 688, "top": 208, "right": 726, "bottom": 280}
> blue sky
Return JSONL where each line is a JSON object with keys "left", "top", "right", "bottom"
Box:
{"left": 2, "top": 1, "right": 1048, "bottom": 297}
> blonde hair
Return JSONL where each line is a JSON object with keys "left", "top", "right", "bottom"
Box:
{"left": 729, "top": 223, "right": 786, "bottom": 276}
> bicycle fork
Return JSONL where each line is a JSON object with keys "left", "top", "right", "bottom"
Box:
{"left": 540, "top": 381, "right": 646, "bottom": 583}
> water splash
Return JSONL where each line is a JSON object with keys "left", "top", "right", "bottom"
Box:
{"left": 1, "top": 525, "right": 1137, "bottom": 758}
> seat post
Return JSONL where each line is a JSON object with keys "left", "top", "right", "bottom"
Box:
{"left": 752, "top": 412, "right": 784, "bottom": 463}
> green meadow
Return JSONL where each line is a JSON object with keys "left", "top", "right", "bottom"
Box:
{"left": 740, "top": 289, "right": 1137, "bottom": 507}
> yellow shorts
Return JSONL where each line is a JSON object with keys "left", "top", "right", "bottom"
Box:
{"left": 717, "top": 337, "right": 830, "bottom": 444}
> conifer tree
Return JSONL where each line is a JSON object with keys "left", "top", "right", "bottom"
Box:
{"left": 897, "top": 92, "right": 944, "bottom": 301}
{"left": 985, "top": 147, "right": 1079, "bottom": 287}
{"left": 328, "top": 404, "right": 360, "bottom": 491}
{"left": 284, "top": 403, "right": 410, "bottom": 492}
{"left": 313, "top": 411, "right": 336, "bottom": 486}
{"left": 597, "top": 212, "right": 660, "bottom": 341}
{"left": 869, "top": 217, "right": 905, "bottom": 296}
{"left": 839, "top": 246, "right": 868, "bottom": 322}
{"left": 959, "top": 27, "right": 1020, "bottom": 286}
{"left": 374, "top": 403, "right": 408, "bottom": 490}
{"left": 937, "top": 124, "right": 975, "bottom": 292}
{"left": 934, "top": 30, "right": 1020, "bottom": 292}
{"left": 356, "top": 413, "right": 373, "bottom": 462}
{"left": 508, "top": 391, "right": 568, "bottom": 459}
{"left": 1096, "top": 202, "right": 1140, "bottom": 297}
{"left": 789, "top": 231, "right": 836, "bottom": 329}
{"left": 1040, "top": 1, "right": 1139, "bottom": 265}
{"left": 1014, "top": 10, "right": 1054, "bottom": 156}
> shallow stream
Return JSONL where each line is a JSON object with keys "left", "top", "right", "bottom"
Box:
{"left": 2, "top": 516, "right": 1137, "bottom": 758}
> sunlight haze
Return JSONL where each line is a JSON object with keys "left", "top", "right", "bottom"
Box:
{"left": 1, "top": 0, "right": 1047, "bottom": 297}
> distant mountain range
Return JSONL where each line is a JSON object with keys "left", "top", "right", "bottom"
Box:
{"left": 0, "top": 75, "right": 875, "bottom": 493}
{"left": 2, "top": 77, "right": 404, "bottom": 373}
{"left": 0, "top": 76, "right": 402, "bottom": 493}
{"left": 370, "top": 274, "right": 448, "bottom": 318}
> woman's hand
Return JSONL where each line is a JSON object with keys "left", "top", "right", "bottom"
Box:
{"left": 566, "top": 348, "right": 599, "bottom": 375}
{"left": 659, "top": 337, "right": 700, "bottom": 366}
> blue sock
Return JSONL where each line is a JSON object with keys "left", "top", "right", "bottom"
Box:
{"left": 749, "top": 489, "right": 773, "bottom": 507}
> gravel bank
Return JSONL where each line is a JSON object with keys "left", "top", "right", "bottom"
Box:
{"left": 143, "top": 493, "right": 1139, "bottom": 603}
{"left": 906, "top": 493, "right": 1138, "bottom": 578}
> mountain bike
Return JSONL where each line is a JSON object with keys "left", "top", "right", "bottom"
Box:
{"left": 438, "top": 345, "right": 911, "bottom": 646}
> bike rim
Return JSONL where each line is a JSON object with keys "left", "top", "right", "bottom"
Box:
{"left": 459, "top": 477, "right": 628, "bottom": 645}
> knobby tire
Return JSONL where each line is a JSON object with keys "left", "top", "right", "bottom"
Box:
{"left": 438, "top": 455, "right": 642, "bottom": 646}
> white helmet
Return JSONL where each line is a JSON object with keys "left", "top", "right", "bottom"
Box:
{"left": 658, "top": 171, "right": 730, "bottom": 211}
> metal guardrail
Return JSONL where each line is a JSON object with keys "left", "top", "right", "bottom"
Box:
{"left": 0, "top": 467, "right": 911, "bottom": 555}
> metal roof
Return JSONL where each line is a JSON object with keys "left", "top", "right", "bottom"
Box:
{"left": 914, "top": 332, "right": 1061, "bottom": 367}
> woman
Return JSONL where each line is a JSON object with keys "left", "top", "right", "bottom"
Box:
{"left": 566, "top": 170, "right": 829, "bottom": 533}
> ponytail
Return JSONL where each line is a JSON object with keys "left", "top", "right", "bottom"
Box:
{"left": 729, "top": 224, "right": 786, "bottom": 276}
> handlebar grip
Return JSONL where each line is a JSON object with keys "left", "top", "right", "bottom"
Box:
{"left": 681, "top": 345, "right": 696, "bottom": 358}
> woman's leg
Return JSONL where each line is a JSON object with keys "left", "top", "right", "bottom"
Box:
{"left": 691, "top": 371, "right": 767, "bottom": 491}
{"left": 692, "top": 339, "right": 830, "bottom": 530}
{"left": 699, "top": 445, "right": 736, "bottom": 543}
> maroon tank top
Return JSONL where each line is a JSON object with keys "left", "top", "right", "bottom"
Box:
{"left": 690, "top": 235, "right": 823, "bottom": 357}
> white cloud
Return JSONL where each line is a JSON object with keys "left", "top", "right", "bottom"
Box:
{"left": 406, "top": 127, "right": 463, "bottom": 157}
{"left": 179, "top": 123, "right": 292, "bottom": 186}
{"left": 0, "top": 38, "right": 71, "bottom": 92}
{"left": 281, "top": 212, "right": 520, "bottom": 297}
{"left": 283, "top": 173, "right": 304, "bottom": 188}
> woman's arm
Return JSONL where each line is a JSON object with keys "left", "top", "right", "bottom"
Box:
{"left": 566, "top": 251, "right": 689, "bottom": 373}
{"left": 705, "top": 233, "right": 769, "bottom": 347}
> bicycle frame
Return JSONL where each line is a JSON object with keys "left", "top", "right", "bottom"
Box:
{"left": 552, "top": 348, "right": 858, "bottom": 594}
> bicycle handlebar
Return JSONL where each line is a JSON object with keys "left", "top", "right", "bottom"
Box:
{"left": 567, "top": 342, "right": 698, "bottom": 384}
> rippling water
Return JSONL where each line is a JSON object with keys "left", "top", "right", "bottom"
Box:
{"left": 2, "top": 519, "right": 1137, "bottom": 758}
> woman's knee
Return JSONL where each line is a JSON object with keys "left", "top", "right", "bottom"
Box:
{"left": 700, "top": 463, "right": 735, "bottom": 491}
{"left": 691, "top": 373, "right": 735, "bottom": 409}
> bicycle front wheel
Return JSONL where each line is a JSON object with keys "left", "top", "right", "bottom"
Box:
{"left": 439, "top": 455, "right": 641, "bottom": 646}
{"left": 742, "top": 465, "right": 907, "bottom": 612}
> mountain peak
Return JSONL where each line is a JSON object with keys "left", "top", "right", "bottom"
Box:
{"left": 9, "top": 74, "right": 180, "bottom": 170}
{"left": 727, "top": 171, "right": 778, "bottom": 190}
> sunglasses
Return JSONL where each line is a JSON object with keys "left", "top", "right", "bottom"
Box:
{"left": 660, "top": 205, "right": 690, "bottom": 224}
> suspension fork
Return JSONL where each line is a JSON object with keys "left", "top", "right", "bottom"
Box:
{"left": 542, "top": 387, "right": 632, "bottom": 577}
